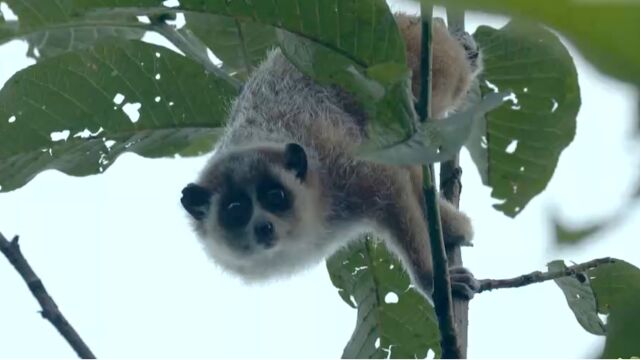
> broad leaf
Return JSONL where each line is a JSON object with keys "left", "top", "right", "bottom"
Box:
{"left": 73, "top": 0, "right": 406, "bottom": 66}
{"left": 0, "top": 0, "right": 147, "bottom": 60}
{"left": 471, "top": 21, "right": 580, "bottom": 217}
{"left": 548, "top": 260, "right": 605, "bottom": 335}
{"left": 327, "top": 237, "right": 439, "bottom": 359}
{"left": 589, "top": 260, "right": 640, "bottom": 358}
{"left": 0, "top": 39, "right": 233, "bottom": 192}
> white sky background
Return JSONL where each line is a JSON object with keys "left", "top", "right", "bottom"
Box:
{"left": 1, "top": 1, "right": 640, "bottom": 358}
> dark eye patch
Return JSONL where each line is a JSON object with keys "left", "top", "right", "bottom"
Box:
{"left": 256, "top": 177, "right": 292, "bottom": 213}
{"left": 218, "top": 190, "right": 253, "bottom": 230}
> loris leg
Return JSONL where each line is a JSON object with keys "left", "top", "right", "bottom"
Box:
{"left": 439, "top": 197, "right": 473, "bottom": 247}
{"left": 376, "top": 189, "right": 480, "bottom": 302}
{"left": 372, "top": 174, "right": 435, "bottom": 304}
{"left": 406, "top": 165, "right": 478, "bottom": 300}
{"left": 407, "top": 166, "right": 474, "bottom": 247}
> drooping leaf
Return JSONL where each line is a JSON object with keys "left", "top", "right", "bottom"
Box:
{"left": 327, "top": 237, "right": 440, "bottom": 359}
{"left": 0, "top": 39, "right": 233, "bottom": 192}
{"left": 470, "top": 21, "right": 580, "bottom": 217}
{"left": 588, "top": 260, "right": 640, "bottom": 358}
{"left": 358, "top": 91, "right": 507, "bottom": 165}
{"left": 548, "top": 260, "right": 606, "bottom": 335}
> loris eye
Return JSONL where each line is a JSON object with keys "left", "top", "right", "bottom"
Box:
{"left": 219, "top": 191, "right": 252, "bottom": 230}
{"left": 257, "top": 178, "right": 291, "bottom": 213}
{"left": 266, "top": 189, "right": 286, "bottom": 207}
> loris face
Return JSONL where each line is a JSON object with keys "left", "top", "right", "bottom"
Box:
{"left": 181, "top": 143, "right": 326, "bottom": 281}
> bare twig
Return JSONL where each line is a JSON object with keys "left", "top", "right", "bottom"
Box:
{"left": 0, "top": 233, "right": 96, "bottom": 359}
{"left": 478, "top": 257, "right": 615, "bottom": 293}
{"left": 418, "top": 4, "right": 461, "bottom": 359}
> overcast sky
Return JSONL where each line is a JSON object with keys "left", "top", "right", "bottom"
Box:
{"left": 1, "top": 1, "right": 639, "bottom": 358}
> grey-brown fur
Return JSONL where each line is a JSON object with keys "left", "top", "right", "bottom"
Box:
{"left": 183, "top": 15, "right": 481, "bottom": 301}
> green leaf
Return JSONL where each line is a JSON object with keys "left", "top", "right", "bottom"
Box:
{"left": 358, "top": 91, "right": 507, "bottom": 165}
{"left": 184, "top": 12, "right": 276, "bottom": 80}
{"left": 73, "top": 0, "right": 406, "bottom": 66}
{"left": 589, "top": 260, "right": 640, "bottom": 358}
{"left": 548, "top": 260, "right": 606, "bottom": 336}
{"left": 327, "top": 237, "right": 439, "bottom": 359}
{"left": 427, "top": 0, "right": 640, "bottom": 87}
{"left": 470, "top": 21, "right": 580, "bottom": 217}
{"left": 552, "top": 219, "right": 607, "bottom": 247}
{"left": 0, "top": 39, "right": 234, "bottom": 192}
{"left": 0, "top": 0, "right": 147, "bottom": 60}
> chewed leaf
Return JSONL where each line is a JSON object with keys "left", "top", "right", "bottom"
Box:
{"left": 588, "top": 260, "right": 640, "bottom": 358}
{"left": 327, "top": 237, "right": 440, "bottom": 359}
{"left": 357, "top": 92, "right": 508, "bottom": 165}
{"left": 469, "top": 21, "right": 580, "bottom": 218}
{"left": 548, "top": 260, "right": 605, "bottom": 336}
{"left": 0, "top": 39, "right": 233, "bottom": 192}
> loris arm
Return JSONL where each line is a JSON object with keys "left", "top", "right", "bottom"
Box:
{"left": 395, "top": 14, "right": 482, "bottom": 119}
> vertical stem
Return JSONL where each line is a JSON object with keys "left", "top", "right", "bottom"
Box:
{"left": 441, "top": 8, "right": 469, "bottom": 357}
{"left": 418, "top": 4, "right": 461, "bottom": 359}
{"left": 417, "top": 4, "right": 433, "bottom": 124}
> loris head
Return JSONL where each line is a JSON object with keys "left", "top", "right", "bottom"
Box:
{"left": 181, "top": 143, "right": 327, "bottom": 281}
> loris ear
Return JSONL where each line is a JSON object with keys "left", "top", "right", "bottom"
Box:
{"left": 181, "top": 183, "right": 212, "bottom": 220}
{"left": 284, "top": 143, "right": 307, "bottom": 181}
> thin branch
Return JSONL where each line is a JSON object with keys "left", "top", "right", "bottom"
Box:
{"left": 234, "top": 19, "right": 253, "bottom": 76}
{"left": 418, "top": 4, "right": 461, "bottom": 359}
{"left": 440, "top": 8, "right": 469, "bottom": 358}
{"left": 0, "top": 233, "right": 96, "bottom": 359}
{"left": 478, "top": 257, "right": 615, "bottom": 293}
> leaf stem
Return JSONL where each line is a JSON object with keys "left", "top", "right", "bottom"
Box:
{"left": 0, "top": 233, "right": 96, "bottom": 359}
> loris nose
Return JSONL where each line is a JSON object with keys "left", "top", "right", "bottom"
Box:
{"left": 254, "top": 221, "right": 275, "bottom": 246}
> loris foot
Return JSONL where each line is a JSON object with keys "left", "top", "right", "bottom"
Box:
{"left": 450, "top": 266, "right": 480, "bottom": 300}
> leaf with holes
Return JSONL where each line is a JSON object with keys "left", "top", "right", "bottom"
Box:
{"left": 0, "top": 0, "right": 148, "bottom": 60}
{"left": 548, "top": 260, "right": 606, "bottom": 335}
{"left": 72, "top": 0, "right": 406, "bottom": 66}
{"left": 327, "top": 238, "right": 440, "bottom": 359}
{"left": 588, "top": 259, "right": 640, "bottom": 358}
{"left": 0, "top": 39, "right": 233, "bottom": 192}
{"left": 469, "top": 21, "right": 580, "bottom": 217}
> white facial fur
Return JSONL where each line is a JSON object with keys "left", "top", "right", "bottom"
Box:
{"left": 192, "top": 147, "right": 339, "bottom": 283}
